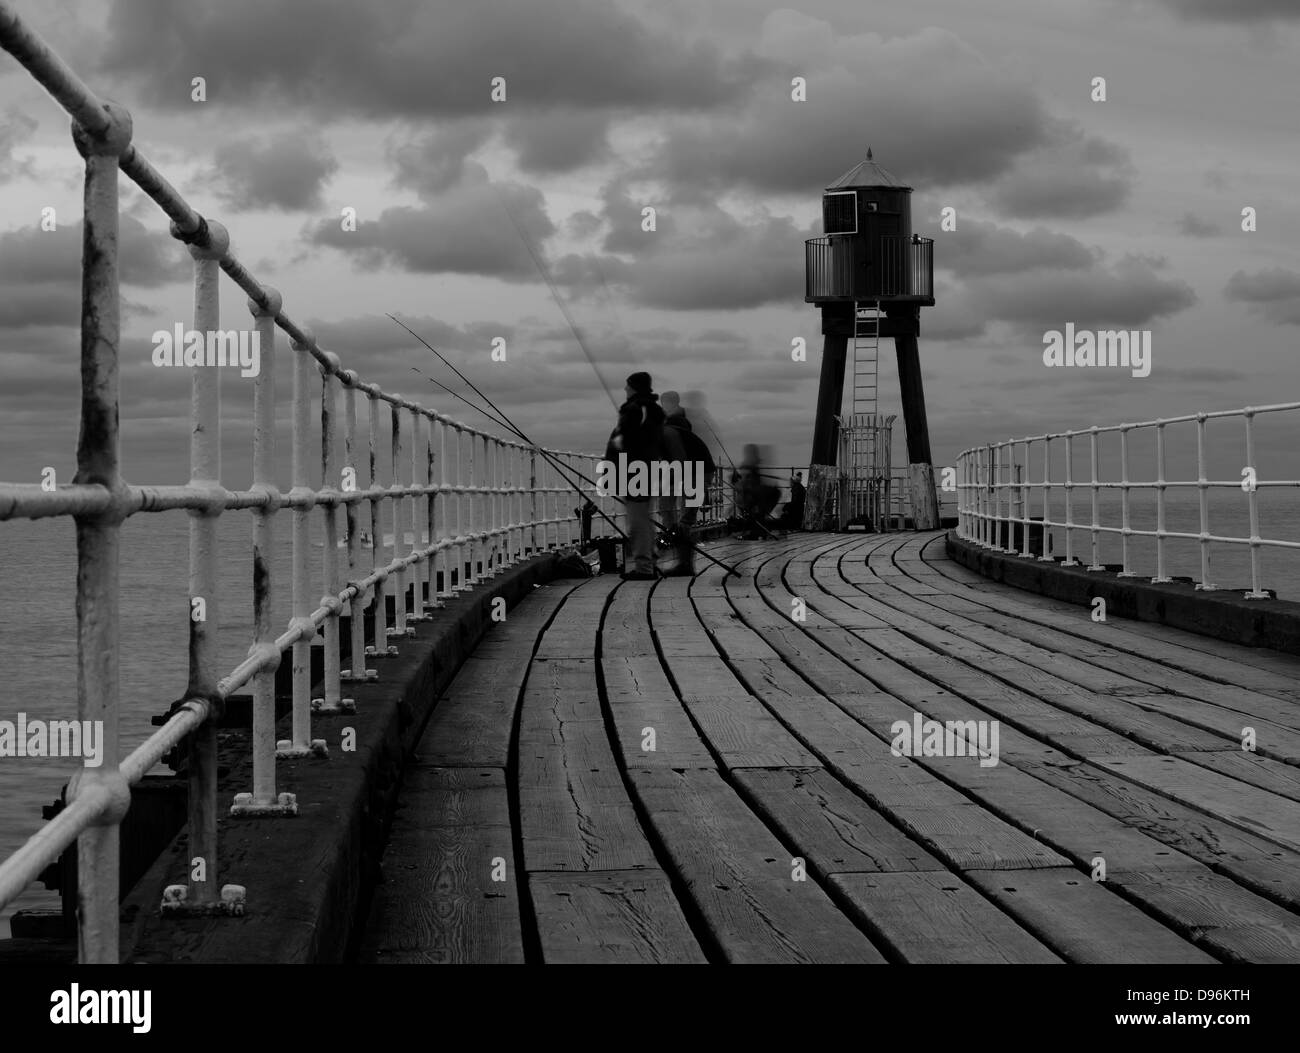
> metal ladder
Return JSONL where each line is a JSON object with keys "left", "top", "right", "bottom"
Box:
{"left": 851, "top": 299, "right": 880, "bottom": 416}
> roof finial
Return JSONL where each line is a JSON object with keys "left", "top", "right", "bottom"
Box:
{"left": 866, "top": 145, "right": 873, "bottom": 161}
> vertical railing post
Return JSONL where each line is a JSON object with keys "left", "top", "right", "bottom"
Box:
{"left": 1194, "top": 412, "right": 1216, "bottom": 590}
{"left": 1118, "top": 425, "right": 1136, "bottom": 577}
{"left": 454, "top": 425, "right": 468, "bottom": 592}
{"left": 425, "top": 411, "right": 438, "bottom": 608}
{"left": 1153, "top": 420, "right": 1172, "bottom": 583}
{"left": 366, "top": 389, "right": 395, "bottom": 656}
{"left": 281, "top": 328, "right": 327, "bottom": 759}
{"left": 435, "top": 418, "right": 451, "bottom": 601}
{"left": 1019, "top": 438, "right": 1031, "bottom": 558}
{"left": 1062, "top": 431, "right": 1078, "bottom": 566}
{"left": 181, "top": 217, "right": 229, "bottom": 908}
{"left": 407, "top": 406, "right": 425, "bottom": 620}
{"left": 68, "top": 103, "right": 133, "bottom": 962}
{"left": 487, "top": 437, "right": 498, "bottom": 576}
{"left": 1243, "top": 410, "right": 1269, "bottom": 599}
{"left": 468, "top": 431, "right": 481, "bottom": 585}
{"left": 231, "top": 285, "right": 295, "bottom": 817}
{"left": 1038, "top": 436, "right": 1053, "bottom": 562}
{"left": 390, "top": 399, "right": 412, "bottom": 638}
{"left": 314, "top": 354, "right": 352, "bottom": 712}
{"left": 531, "top": 448, "right": 540, "bottom": 553}
{"left": 1087, "top": 427, "right": 1103, "bottom": 571}
{"left": 341, "top": 374, "right": 375, "bottom": 682}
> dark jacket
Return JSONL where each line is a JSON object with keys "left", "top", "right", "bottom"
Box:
{"left": 665, "top": 412, "right": 715, "bottom": 480}
{"left": 606, "top": 393, "right": 667, "bottom": 467}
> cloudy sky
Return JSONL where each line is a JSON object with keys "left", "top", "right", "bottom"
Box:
{"left": 1, "top": 0, "right": 1297, "bottom": 485}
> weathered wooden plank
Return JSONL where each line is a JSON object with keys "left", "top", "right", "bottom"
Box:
{"left": 419, "top": 694, "right": 514, "bottom": 767}
{"left": 602, "top": 582, "right": 658, "bottom": 656}
{"left": 967, "top": 868, "right": 1216, "bottom": 964}
{"left": 1179, "top": 750, "right": 1300, "bottom": 804}
{"left": 601, "top": 655, "right": 675, "bottom": 702}
{"left": 527, "top": 870, "right": 708, "bottom": 963}
{"left": 732, "top": 767, "right": 945, "bottom": 875}
{"left": 532, "top": 628, "right": 600, "bottom": 660}
{"left": 667, "top": 656, "right": 752, "bottom": 699}
{"left": 1105, "top": 869, "right": 1300, "bottom": 963}
{"left": 605, "top": 699, "right": 717, "bottom": 769}
{"left": 1014, "top": 754, "right": 1300, "bottom": 909}
{"left": 364, "top": 767, "right": 522, "bottom": 964}
{"left": 911, "top": 559, "right": 1300, "bottom": 699}
{"left": 626, "top": 767, "right": 887, "bottom": 962}
{"left": 518, "top": 658, "right": 603, "bottom": 732}
{"left": 889, "top": 804, "right": 1069, "bottom": 871}
{"left": 1088, "top": 755, "right": 1300, "bottom": 853}
{"left": 829, "top": 872, "right": 1062, "bottom": 964}
{"left": 1118, "top": 692, "right": 1300, "bottom": 765}
{"left": 681, "top": 696, "right": 819, "bottom": 768}
{"left": 916, "top": 753, "right": 1207, "bottom": 875}
{"left": 726, "top": 657, "right": 821, "bottom": 699}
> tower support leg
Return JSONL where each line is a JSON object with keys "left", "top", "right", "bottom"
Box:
{"left": 894, "top": 326, "right": 939, "bottom": 530}
{"left": 811, "top": 330, "right": 848, "bottom": 467}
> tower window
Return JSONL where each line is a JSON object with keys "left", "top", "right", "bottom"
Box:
{"left": 823, "top": 191, "right": 857, "bottom": 235}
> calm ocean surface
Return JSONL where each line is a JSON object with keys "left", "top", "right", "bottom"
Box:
{"left": 2, "top": 489, "right": 1298, "bottom": 929}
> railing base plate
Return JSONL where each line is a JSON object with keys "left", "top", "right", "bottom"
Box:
{"left": 276, "top": 739, "right": 328, "bottom": 759}
{"left": 231, "top": 792, "right": 298, "bottom": 818}
{"left": 311, "top": 697, "right": 356, "bottom": 715}
{"left": 161, "top": 884, "right": 246, "bottom": 917}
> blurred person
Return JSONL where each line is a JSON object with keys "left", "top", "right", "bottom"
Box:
{"left": 605, "top": 371, "right": 666, "bottom": 579}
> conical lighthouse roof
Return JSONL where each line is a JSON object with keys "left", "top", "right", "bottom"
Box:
{"left": 825, "top": 147, "right": 911, "bottom": 191}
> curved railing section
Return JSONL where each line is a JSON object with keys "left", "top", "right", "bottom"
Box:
{"left": 954, "top": 402, "right": 1300, "bottom": 598}
{"left": 0, "top": 3, "right": 624, "bottom": 961}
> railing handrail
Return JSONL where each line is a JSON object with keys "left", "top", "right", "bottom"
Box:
{"left": 954, "top": 400, "right": 1300, "bottom": 598}
{"left": 954, "top": 400, "right": 1300, "bottom": 460}
{"left": 0, "top": 1, "right": 626, "bottom": 962}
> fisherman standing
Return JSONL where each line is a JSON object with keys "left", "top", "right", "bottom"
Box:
{"left": 659, "top": 391, "right": 715, "bottom": 575}
{"left": 607, "top": 372, "right": 666, "bottom": 580}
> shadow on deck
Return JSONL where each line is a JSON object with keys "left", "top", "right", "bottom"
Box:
{"left": 360, "top": 532, "right": 1300, "bottom": 964}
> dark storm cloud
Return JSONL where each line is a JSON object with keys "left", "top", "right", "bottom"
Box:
{"left": 642, "top": 20, "right": 1051, "bottom": 197}
{"left": 935, "top": 219, "right": 1096, "bottom": 277}
{"left": 600, "top": 184, "right": 677, "bottom": 253}
{"left": 1153, "top": 0, "right": 1300, "bottom": 20}
{"left": 501, "top": 109, "right": 611, "bottom": 174}
{"left": 971, "top": 255, "right": 1197, "bottom": 331}
{"left": 1177, "top": 212, "right": 1222, "bottom": 237}
{"left": 389, "top": 124, "right": 493, "bottom": 199}
{"left": 548, "top": 253, "right": 631, "bottom": 299}
{"left": 306, "top": 179, "right": 555, "bottom": 281}
{"left": 613, "top": 209, "right": 818, "bottom": 311}
{"left": 987, "top": 123, "right": 1136, "bottom": 220}
{"left": 97, "top": 0, "right": 760, "bottom": 117}
{"left": 0, "top": 109, "right": 37, "bottom": 181}
{"left": 0, "top": 215, "right": 186, "bottom": 330}
{"left": 0, "top": 214, "right": 185, "bottom": 288}
{"left": 1224, "top": 268, "right": 1300, "bottom": 325}
{"left": 205, "top": 132, "right": 339, "bottom": 212}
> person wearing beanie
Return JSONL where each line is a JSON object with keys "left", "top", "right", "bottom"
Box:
{"left": 605, "top": 372, "right": 666, "bottom": 579}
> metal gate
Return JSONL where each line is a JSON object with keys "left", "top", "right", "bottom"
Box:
{"left": 837, "top": 413, "right": 895, "bottom": 529}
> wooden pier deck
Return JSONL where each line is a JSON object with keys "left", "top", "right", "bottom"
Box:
{"left": 360, "top": 531, "right": 1300, "bottom": 964}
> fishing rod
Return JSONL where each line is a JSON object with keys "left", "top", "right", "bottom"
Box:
{"left": 407, "top": 365, "right": 526, "bottom": 441}
{"left": 497, "top": 197, "right": 620, "bottom": 411}
{"left": 487, "top": 197, "right": 743, "bottom": 575}
{"left": 393, "top": 315, "right": 617, "bottom": 519}
{"left": 391, "top": 311, "right": 739, "bottom": 576}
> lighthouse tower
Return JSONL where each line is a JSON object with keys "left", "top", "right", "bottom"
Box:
{"left": 804, "top": 149, "right": 938, "bottom": 529}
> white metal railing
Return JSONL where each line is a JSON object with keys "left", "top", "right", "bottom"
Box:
{"left": 955, "top": 402, "right": 1300, "bottom": 598}
{"left": 0, "top": 3, "right": 621, "bottom": 962}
